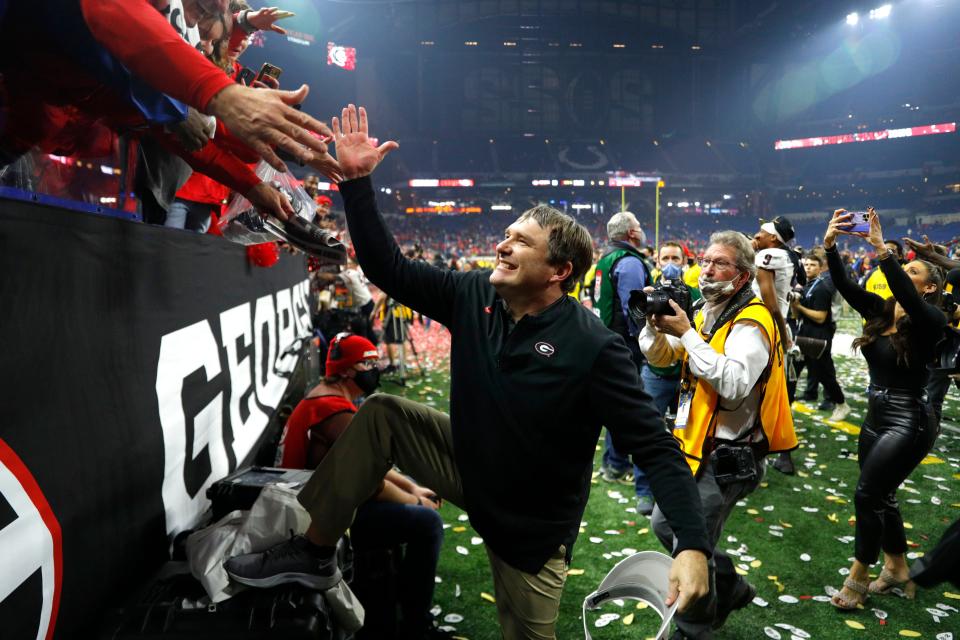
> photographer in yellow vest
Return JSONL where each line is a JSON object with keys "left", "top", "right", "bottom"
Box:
{"left": 638, "top": 230, "right": 797, "bottom": 639}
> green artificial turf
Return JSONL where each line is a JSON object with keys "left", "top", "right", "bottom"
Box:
{"left": 378, "top": 327, "right": 960, "bottom": 639}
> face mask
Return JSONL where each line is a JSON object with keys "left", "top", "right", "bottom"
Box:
{"left": 660, "top": 263, "right": 683, "bottom": 282}
{"left": 698, "top": 274, "right": 739, "bottom": 303}
{"left": 353, "top": 367, "right": 381, "bottom": 395}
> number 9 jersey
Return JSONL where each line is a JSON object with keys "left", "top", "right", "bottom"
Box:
{"left": 752, "top": 247, "right": 794, "bottom": 318}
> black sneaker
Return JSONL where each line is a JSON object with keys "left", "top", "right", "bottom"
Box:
{"left": 224, "top": 535, "right": 341, "bottom": 590}
{"left": 263, "top": 215, "right": 346, "bottom": 265}
{"left": 817, "top": 400, "right": 836, "bottom": 411}
{"left": 712, "top": 580, "right": 756, "bottom": 629}
{"left": 636, "top": 495, "right": 655, "bottom": 516}
{"left": 770, "top": 452, "right": 795, "bottom": 476}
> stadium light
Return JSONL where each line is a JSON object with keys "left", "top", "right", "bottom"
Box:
{"left": 846, "top": 12, "right": 859, "bottom": 25}
{"left": 869, "top": 4, "right": 892, "bottom": 19}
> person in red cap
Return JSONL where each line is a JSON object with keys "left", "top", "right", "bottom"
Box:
{"left": 315, "top": 194, "right": 334, "bottom": 210}
{"left": 279, "top": 332, "right": 381, "bottom": 468}
{"left": 315, "top": 194, "right": 337, "bottom": 230}
{"left": 277, "top": 333, "right": 447, "bottom": 638}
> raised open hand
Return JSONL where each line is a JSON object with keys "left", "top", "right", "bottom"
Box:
{"left": 246, "top": 7, "right": 290, "bottom": 34}
{"left": 330, "top": 105, "right": 399, "bottom": 182}
{"left": 206, "top": 83, "right": 334, "bottom": 173}
{"left": 903, "top": 234, "right": 944, "bottom": 259}
{"left": 308, "top": 147, "right": 344, "bottom": 184}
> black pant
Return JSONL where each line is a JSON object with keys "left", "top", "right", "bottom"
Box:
{"left": 651, "top": 450, "right": 764, "bottom": 639}
{"left": 805, "top": 343, "right": 844, "bottom": 404}
{"left": 854, "top": 386, "right": 939, "bottom": 565}
{"left": 910, "top": 516, "right": 960, "bottom": 589}
{"left": 351, "top": 500, "right": 445, "bottom": 636}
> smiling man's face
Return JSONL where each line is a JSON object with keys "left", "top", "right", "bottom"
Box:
{"left": 489, "top": 217, "right": 560, "bottom": 295}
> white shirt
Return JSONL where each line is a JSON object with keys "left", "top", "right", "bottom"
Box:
{"left": 637, "top": 300, "right": 771, "bottom": 441}
{"left": 338, "top": 268, "right": 373, "bottom": 308}
{"left": 158, "top": 1, "right": 217, "bottom": 135}
{"left": 751, "top": 247, "right": 793, "bottom": 318}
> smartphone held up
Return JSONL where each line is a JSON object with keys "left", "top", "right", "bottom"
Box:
{"left": 255, "top": 63, "right": 283, "bottom": 85}
{"left": 843, "top": 210, "right": 871, "bottom": 234}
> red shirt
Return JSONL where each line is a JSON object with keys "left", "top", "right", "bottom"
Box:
{"left": 176, "top": 114, "right": 261, "bottom": 205}
{"left": 279, "top": 395, "right": 356, "bottom": 469}
{"left": 80, "top": 0, "right": 234, "bottom": 113}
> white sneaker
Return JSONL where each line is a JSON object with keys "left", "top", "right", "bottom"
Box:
{"left": 829, "top": 403, "right": 851, "bottom": 422}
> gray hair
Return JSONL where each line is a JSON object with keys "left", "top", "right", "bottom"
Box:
{"left": 517, "top": 204, "right": 595, "bottom": 293}
{"left": 607, "top": 211, "right": 644, "bottom": 243}
{"left": 708, "top": 230, "right": 756, "bottom": 278}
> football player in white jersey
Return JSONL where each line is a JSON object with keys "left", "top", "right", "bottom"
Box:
{"left": 751, "top": 216, "right": 801, "bottom": 353}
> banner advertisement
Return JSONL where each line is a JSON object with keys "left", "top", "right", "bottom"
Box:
{"left": 0, "top": 197, "right": 311, "bottom": 638}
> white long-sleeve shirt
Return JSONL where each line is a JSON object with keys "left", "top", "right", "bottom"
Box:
{"left": 637, "top": 302, "right": 771, "bottom": 441}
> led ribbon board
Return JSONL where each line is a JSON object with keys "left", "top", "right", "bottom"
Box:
{"left": 775, "top": 122, "right": 956, "bottom": 150}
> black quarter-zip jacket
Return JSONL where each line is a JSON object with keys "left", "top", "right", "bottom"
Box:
{"left": 341, "top": 177, "right": 709, "bottom": 573}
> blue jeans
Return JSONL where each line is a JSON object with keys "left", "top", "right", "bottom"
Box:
{"left": 603, "top": 365, "right": 680, "bottom": 499}
{"left": 641, "top": 364, "right": 681, "bottom": 416}
{"left": 350, "top": 500, "right": 444, "bottom": 634}
{"left": 166, "top": 198, "right": 214, "bottom": 232}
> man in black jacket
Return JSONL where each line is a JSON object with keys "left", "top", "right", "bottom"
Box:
{"left": 226, "top": 106, "right": 710, "bottom": 639}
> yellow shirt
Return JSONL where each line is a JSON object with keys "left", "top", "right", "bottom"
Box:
{"left": 864, "top": 268, "right": 893, "bottom": 300}
{"left": 684, "top": 263, "right": 701, "bottom": 289}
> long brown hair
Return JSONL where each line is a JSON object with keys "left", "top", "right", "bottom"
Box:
{"left": 210, "top": 0, "right": 251, "bottom": 72}
{"left": 852, "top": 259, "right": 944, "bottom": 364}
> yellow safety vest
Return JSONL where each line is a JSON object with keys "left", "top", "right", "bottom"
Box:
{"left": 674, "top": 299, "right": 797, "bottom": 475}
{"left": 380, "top": 300, "right": 413, "bottom": 321}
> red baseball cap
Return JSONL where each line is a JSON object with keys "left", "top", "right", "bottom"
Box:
{"left": 326, "top": 333, "right": 379, "bottom": 376}
{"left": 315, "top": 195, "right": 333, "bottom": 207}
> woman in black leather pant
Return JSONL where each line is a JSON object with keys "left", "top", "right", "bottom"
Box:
{"left": 823, "top": 209, "right": 946, "bottom": 610}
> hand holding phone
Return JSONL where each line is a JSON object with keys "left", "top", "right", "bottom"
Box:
{"left": 844, "top": 210, "right": 871, "bottom": 234}
{"left": 237, "top": 67, "right": 256, "bottom": 86}
{"left": 255, "top": 63, "right": 283, "bottom": 85}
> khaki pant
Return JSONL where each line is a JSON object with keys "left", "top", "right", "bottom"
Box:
{"left": 297, "top": 393, "right": 567, "bottom": 639}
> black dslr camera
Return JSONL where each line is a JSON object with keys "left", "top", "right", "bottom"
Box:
{"left": 627, "top": 267, "right": 693, "bottom": 325}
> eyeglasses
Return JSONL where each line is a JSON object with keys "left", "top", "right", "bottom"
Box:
{"left": 698, "top": 258, "right": 737, "bottom": 270}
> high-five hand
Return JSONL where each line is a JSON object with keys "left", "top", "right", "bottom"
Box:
{"left": 330, "top": 105, "right": 399, "bottom": 182}
{"left": 246, "top": 7, "right": 291, "bottom": 34}
{"left": 206, "top": 83, "right": 335, "bottom": 173}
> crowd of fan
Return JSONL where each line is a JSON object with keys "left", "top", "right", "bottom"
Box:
{"left": 4, "top": 4, "right": 960, "bottom": 638}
